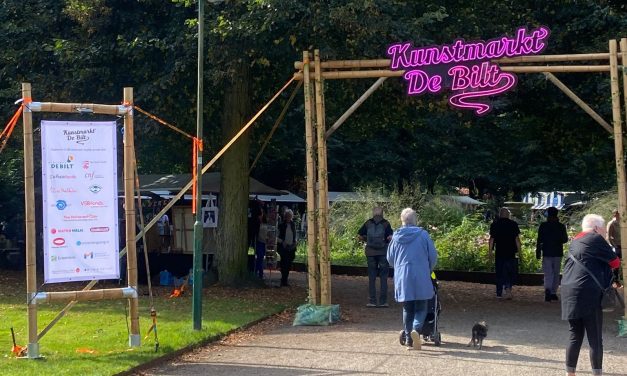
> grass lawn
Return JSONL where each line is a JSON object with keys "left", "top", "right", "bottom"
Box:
{"left": 0, "top": 271, "right": 305, "bottom": 376}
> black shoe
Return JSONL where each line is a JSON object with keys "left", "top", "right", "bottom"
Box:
{"left": 550, "top": 294, "right": 559, "bottom": 301}
{"left": 545, "top": 289, "right": 551, "bottom": 302}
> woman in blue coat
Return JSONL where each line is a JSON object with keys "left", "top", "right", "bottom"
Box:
{"left": 387, "top": 208, "right": 438, "bottom": 350}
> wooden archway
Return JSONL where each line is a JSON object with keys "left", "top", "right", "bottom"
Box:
{"left": 296, "top": 37, "right": 627, "bottom": 320}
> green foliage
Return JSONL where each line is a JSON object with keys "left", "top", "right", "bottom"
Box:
{"left": 435, "top": 217, "right": 492, "bottom": 271}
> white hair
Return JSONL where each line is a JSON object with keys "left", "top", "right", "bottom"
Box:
{"left": 400, "top": 208, "right": 416, "bottom": 225}
{"left": 581, "top": 214, "right": 605, "bottom": 232}
{"left": 284, "top": 209, "right": 293, "bottom": 217}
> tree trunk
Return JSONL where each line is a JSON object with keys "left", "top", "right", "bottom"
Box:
{"left": 217, "top": 61, "right": 251, "bottom": 285}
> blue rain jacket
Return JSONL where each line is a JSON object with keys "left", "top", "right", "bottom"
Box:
{"left": 387, "top": 225, "right": 438, "bottom": 302}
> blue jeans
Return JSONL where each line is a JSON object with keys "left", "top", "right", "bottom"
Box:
{"left": 495, "top": 257, "right": 518, "bottom": 296}
{"left": 367, "top": 255, "right": 389, "bottom": 305}
{"left": 403, "top": 300, "right": 428, "bottom": 339}
{"left": 255, "top": 241, "right": 266, "bottom": 278}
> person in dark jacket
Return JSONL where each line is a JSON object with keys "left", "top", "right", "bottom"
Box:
{"left": 489, "top": 208, "right": 521, "bottom": 299}
{"left": 277, "top": 209, "right": 297, "bottom": 287}
{"left": 358, "top": 207, "right": 393, "bottom": 307}
{"left": 561, "top": 214, "right": 620, "bottom": 376}
{"left": 536, "top": 206, "right": 569, "bottom": 302}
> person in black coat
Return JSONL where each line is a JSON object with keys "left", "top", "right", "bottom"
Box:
{"left": 536, "top": 206, "right": 569, "bottom": 302}
{"left": 561, "top": 214, "right": 620, "bottom": 376}
{"left": 277, "top": 209, "right": 297, "bottom": 287}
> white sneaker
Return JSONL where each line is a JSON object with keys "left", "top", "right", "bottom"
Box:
{"left": 410, "top": 330, "right": 421, "bottom": 350}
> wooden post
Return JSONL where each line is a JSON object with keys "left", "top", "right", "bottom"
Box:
{"left": 123, "top": 87, "right": 140, "bottom": 347}
{"left": 303, "top": 51, "right": 320, "bottom": 304}
{"left": 314, "top": 50, "right": 332, "bottom": 305}
{"left": 619, "top": 37, "right": 627, "bottom": 317}
{"left": 610, "top": 39, "right": 627, "bottom": 320}
{"left": 22, "top": 83, "right": 39, "bottom": 359}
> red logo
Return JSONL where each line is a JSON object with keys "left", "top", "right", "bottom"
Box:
{"left": 90, "top": 227, "right": 110, "bottom": 232}
{"left": 75, "top": 268, "right": 80, "bottom": 273}
{"left": 52, "top": 238, "right": 66, "bottom": 246}
{"left": 51, "top": 228, "right": 57, "bottom": 234}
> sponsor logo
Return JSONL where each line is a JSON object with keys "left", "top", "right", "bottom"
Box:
{"left": 52, "top": 237, "right": 66, "bottom": 246}
{"left": 49, "top": 155, "right": 75, "bottom": 170}
{"left": 80, "top": 200, "right": 106, "bottom": 208}
{"left": 83, "top": 252, "right": 94, "bottom": 259}
{"left": 82, "top": 161, "right": 90, "bottom": 170}
{"left": 88, "top": 185, "right": 102, "bottom": 194}
{"left": 90, "top": 227, "right": 110, "bottom": 232}
{"left": 76, "top": 240, "right": 109, "bottom": 246}
{"left": 51, "top": 228, "right": 83, "bottom": 234}
{"left": 50, "top": 255, "right": 75, "bottom": 262}
{"left": 75, "top": 268, "right": 81, "bottom": 273}
{"left": 50, "top": 174, "right": 77, "bottom": 180}
{"left": 50, "top": 187, "right": 77, "bottom": 194}
{"left": 55, "top": 200, "right": 68, "bottom": 210}
{"left": 84, "top": 171, "right": 104, "bottom": 180}
{"left": 63, "top": 214, "right": 98, "bottom": 221}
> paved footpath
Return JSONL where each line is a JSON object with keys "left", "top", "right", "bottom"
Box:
{"left": 142, "top": 273, "right": 627, "bottom": 376}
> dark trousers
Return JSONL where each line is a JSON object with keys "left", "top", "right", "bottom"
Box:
{"left": 566, "top": 308, "right": 603, "bottom": 375}
{"left": 495, "top": 257, "right": 518, "bottom": 296}
{"left": 278, "top": 245, "right": 296, "bottom": 285}
{"left": 367, "top": 255, "right": 389, "bottom": 305}
{"left": 255, "top": 241, "right": 266, "bottom": 278}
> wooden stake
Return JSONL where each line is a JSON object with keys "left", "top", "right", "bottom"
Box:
{"left": 314, "top": 50, "right": 332, "bottom": 305}
{"left": 303, "top": 51, "right": 320, "bottom": 304}
{"left": 610, "top": 39, "right": 627, "bottom": 321}
{"left": 619, "top": 38, "right": 627, "bottom": 317}
{"left": 543, "top": 73, "right": 613, "bottom": 134}
{"left": 124, "top": 87, "right": 141, "bottom": 347}
{"left": 22, "top": 83, "right": 39, "bottom": 359}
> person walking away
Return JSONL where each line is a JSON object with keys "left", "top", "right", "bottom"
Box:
{"left": 536, "top": 206, "right": 569, "bottom": 302}
{"left": 606, "top": 209, "right": 623, "bottom": 286}
{"left": 489, "top": 208, "right": 522, "bottom": 299}
{"left": 387, "top": 208, "right": 438, "bottom": 350}
{"left": 561, "top": 214, "right": 620, "bottom": 376}
{"left": 358, "top": 207, "right": 393, "bottom": 307}
{"left": 255, "top": 212, "right": 269, "bottom": 279}
{"left": 277, "top": 209, "right": 297, "bottom": 287}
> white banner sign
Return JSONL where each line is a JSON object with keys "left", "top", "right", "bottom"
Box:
{"left": 42, "top": 121, "right": 119, "bottom": 283}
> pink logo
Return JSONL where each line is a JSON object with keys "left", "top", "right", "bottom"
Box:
{"left": 53, "top": 238, "right": 66, "bottom": 246}
{"left": 75, "top": 268, "right": 81, "bottom": 273}
{"left": 51, "top": 228, "right": 57, "bottom": 234}
{"left": 82, "top": 161, "right": 90, "bottom": 170}
{"left": 388, "top": 26, "right": 550, "bottom": 115}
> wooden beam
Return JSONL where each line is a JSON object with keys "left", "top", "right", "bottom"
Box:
{"left": 30, "top": 102, "right": 129, "bottom": 115}
{"left": 303, "top": 51, "right": 320, "bottom": 305}
{"left": 294, "top": 65, "right": 611, "bottom": 80}
{"left": 314, "top": 50, "right": 332, "bottom": 305}
{"left": 619, "top": 38, "right": 627, "bottom": 317}
{"left": 326, "top": 77, "right": 387, "bottom": 139}
{"left": 543, "top": 72, "right": 613, "bottom": 134}
{"left": 34, "top": 288, "right": 136, "bottom": 304}
{"left": 610, "top": 39, "right": 627, "bottom": 321}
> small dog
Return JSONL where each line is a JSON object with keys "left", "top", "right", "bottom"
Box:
{"left": 467, "top": 321, "right": 488, "bottom": 350}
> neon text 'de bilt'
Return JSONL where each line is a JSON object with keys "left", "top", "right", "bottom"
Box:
{"left": 387, "top": 26, "right": 550, "bottom": 115}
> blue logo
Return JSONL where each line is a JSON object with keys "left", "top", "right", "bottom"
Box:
{"left": 56, "top": 200, "right": 67, "bottom": 210}
{"left": 76, "top": 241, "right": 82, "bottom": 246}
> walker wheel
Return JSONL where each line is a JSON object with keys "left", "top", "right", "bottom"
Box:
{"left": 434, "top": 332, "right": 442, "bottom": 346}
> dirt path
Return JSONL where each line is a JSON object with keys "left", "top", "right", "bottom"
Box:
{"left": 139, "top": 272, "right": 627, "bottom": 376}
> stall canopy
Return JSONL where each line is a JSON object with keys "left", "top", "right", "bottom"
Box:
{"left": 117, "top": 172, "right": 285, "bottom": 195}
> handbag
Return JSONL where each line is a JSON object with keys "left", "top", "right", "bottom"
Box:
{"left": 568, "top": 254, "right": 624, "bottom": 312}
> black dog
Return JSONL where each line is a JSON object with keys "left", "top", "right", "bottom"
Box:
{"left": 467, "top": 321, "right": 488, "bottom": 349}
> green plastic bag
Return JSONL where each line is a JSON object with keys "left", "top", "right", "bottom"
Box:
{"left": 619, "top": 319, "right": 627, "bottom": 337}
{"left": 293, "top": 304, "right": 341, "bottom": 326}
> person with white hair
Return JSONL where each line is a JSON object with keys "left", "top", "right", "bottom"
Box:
{"left": 488, "top": 208, "right": 522, "bottom": 299}
{"left": 561, "top": 214, "right": 620, "bottom": 376}
{"left": 387, "top": 208, "right": 438, "bottom": 350}
{"left": 358, "top": 207, "right": 394, "bottom": 307}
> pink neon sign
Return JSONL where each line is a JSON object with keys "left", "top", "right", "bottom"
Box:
{"left": 388, "top": 26, "right": 550, "bottom": 115}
